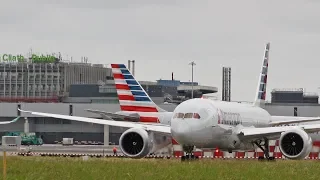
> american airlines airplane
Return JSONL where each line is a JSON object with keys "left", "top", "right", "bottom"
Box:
{"left": 18, "top": 43, "right": 320, "bottom": 161}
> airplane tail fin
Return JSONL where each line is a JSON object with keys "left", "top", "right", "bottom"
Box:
{"left": 111, "top": 64, "right": 166, "bottom": 113}
{"left": 253, "top": 43, "right": 270, "bottom": 107}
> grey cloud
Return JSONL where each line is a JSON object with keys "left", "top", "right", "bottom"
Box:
{"left": 32, "top": 0, "right": 192, "bottom": 10}
{"left": 1, "top": 0, "right": 320, "bottom": 101}
{"left": 256, "top": 1, "right": 320, "bottom": 35}
{"left": 0, "top": 2, "right": 39, "bottom": 28}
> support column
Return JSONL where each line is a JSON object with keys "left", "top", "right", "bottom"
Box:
{"left": 104, "top": 125, "right": 109, "bottom": 146}
{"left": 24, "top": 117, "right": 29, "bottom": 133}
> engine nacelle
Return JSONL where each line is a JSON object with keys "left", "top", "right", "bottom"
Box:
{"left": 119, "top": 127, "right": 172, "bottom": 158}
{"left": 279, "top": 128, "right": 313, "bottom": 160}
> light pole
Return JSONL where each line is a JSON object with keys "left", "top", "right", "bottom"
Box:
{"left": 128, "top": 60, "right": 136, "bottom": 76}
{"left": 189, "top": 61, "right": 196, "bottom": 99}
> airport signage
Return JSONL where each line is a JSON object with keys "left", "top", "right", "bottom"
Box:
{"left": 0, "top": 53, "right": 56, "bottom": 63}
{"left": 31, "top": 54, "right": 56, "bottom": 63}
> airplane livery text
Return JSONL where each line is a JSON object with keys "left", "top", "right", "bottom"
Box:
{"left": 218, "top": 110, "right": 242, "bottom": 125}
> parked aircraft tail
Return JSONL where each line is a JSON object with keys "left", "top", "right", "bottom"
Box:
{"left": 111, "top": 64, "right": 166, "bottom": 113}
{"left": 253, "top": 43, "right": 270, "bottom": 107}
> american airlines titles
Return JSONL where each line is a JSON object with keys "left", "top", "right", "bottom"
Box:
{"left": 218, "top": 109, "right": 242, "bottom": 125}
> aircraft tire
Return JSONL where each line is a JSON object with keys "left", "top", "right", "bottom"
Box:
{"left": 268, "top": 157, "right": 275, "bottom": 161}
{"left": 181, "top": 156, "right": 186, "bottom": 161}
{"left": 258, "top": 156, "right": 265, "bottom": 161}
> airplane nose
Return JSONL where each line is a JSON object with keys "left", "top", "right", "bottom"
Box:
{"left": 171, "top": 121, "right": 192, "bottom": 144}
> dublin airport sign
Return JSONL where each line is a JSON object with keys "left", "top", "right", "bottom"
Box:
{"left": 0, "top": 54, "right": 56, "bottom": 63}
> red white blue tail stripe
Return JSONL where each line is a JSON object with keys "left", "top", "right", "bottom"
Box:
{"left": 111, "top": 64, "right": 165, "bottom": 117}
{"left": 254, "top": 43, "right": 270, "bottom": 107}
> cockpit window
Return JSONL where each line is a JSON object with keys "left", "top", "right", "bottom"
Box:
{"left": 184, "top": 113, "right": 193, "bottom": 118}
{"left": 193, "top": 113, "right": 201, "bottom": 119}
{"left": 173, "top": 113, "right": 184, "bottom": 118}
{"left": 177, "top": 113, "right": 184, "bottom": 118}
{"left": 174, "top": 112, "right": 201, "bottom": 119}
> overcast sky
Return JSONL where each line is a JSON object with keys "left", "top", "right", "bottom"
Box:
{"left": 1, "top": 0, "right": 320, "bottom": 102}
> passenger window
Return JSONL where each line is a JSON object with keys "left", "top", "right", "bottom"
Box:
{"left": 193, "top": 113, "right": 200, "bottom": 119}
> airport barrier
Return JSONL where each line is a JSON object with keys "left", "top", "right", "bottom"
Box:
{"left": 9, "top": 139, "right": 320, "bottom": 160}
{"left": 172, "top": 140, "right": 320, "bottom": 160}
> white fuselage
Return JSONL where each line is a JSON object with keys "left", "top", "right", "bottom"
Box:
{"left": 170, "top": 98, "right": 272, "bottom": 151}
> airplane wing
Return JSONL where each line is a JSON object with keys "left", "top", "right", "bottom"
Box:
{"left": 18, "top": 109, "right": 171, "bottom": 134}
{"left": 269, "top": 116, "right": 320, "bottom": 126}
{"left": 237, "top": 124, "right": 320, "bottom": 141}
{"left": 0, "top": 116, "right": 20, "bottom": 124}
{"left": 85, "top": 109, "right": 139, "bottom": 121}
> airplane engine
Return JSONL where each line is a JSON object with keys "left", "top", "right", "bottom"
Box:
{"left": 119, "top": 127, "right": 172, "bottom": 158}
{"left": 279, "top": 128, "right": 313, "bottom": 160}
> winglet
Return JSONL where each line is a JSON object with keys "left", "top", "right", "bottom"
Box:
{"left": 0, "top": 116, "right": 21, "bottom": 124}
{"left": 11, "top": 116, "right": 21, "bottom": 123}
{"left": 18, "top": 108, "right": 26, "bottom": 113}
{"left": 18, "top": 108, "right": 30, "bottom": 114}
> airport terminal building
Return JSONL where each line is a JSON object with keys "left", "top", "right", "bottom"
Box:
{"left": 1, "top": 59, "right": 320, "bottom": 145}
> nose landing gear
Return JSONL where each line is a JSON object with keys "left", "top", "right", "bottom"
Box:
{"left": 181, "top": 145, "right": 199, "bottom": 161}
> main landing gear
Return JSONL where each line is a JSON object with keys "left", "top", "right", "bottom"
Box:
{"left": 181, "top": 145, "right": 199, "bottom": 161}
{"left": 254, "top": 138, "right": 275, "bottom": 161}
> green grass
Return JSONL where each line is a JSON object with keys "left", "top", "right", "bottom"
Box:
{"left": 0, "top": 156, "right": 320, "bottom": 180}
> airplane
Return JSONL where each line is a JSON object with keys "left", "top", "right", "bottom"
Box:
{"left": 0, "top": 116, "right": 20, "bottom": 125}
{"left": 18, "top": 42, "right": 320, "bottom": 161}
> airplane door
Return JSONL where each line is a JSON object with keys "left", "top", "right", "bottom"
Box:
{"left": 200, "top": 108, "right": 212, "bottom": 128}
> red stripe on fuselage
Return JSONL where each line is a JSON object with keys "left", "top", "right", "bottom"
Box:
{"left": 118, "top": 95, "right": 135, "bottom": 101}
{"left": 120, "top": 105, "right": 158, "bottom": 112}
{"left": 111, "top": 64, "right": 120, "bottom": 68}
{"left": 113, "top": 73, "right": 124, "bottom": 79}
{"left": 115, "top": 84, "right": 130, "bottom": 90}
